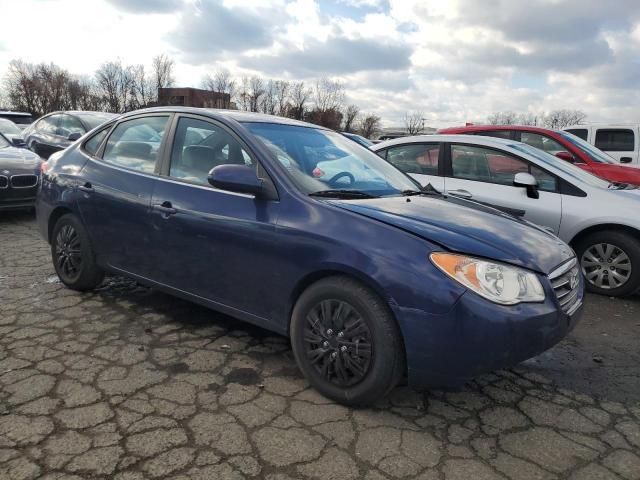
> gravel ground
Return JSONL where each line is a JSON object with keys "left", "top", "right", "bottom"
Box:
{"left": 1, "top": 211, "right": 639, "bottom": 480}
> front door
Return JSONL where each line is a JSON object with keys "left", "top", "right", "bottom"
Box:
{"left": 444, "top": 143, "right": 562, "bottom": 233}
{"left": 149, "top": 115, "right": 281, "bottom": 322}
{"left": 77, "top": 114, "right": 171, "bottom": 277}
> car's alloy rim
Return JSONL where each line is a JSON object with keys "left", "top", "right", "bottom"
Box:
{"left": 303, "top": 299, "right": 373, "bottom": 387}
{"left": 55, "top": 225, "right": 82, "bottom": 279}
{"left": 581, "top": 243, "right": 631, "bottom": 289}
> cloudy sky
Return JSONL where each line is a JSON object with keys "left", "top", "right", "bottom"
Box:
{"left": 1, "top": 0, "right": 639, "bottom": 126}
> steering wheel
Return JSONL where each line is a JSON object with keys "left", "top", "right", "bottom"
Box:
{"left": 327, "top": 171, "right": 355, "bottom": 187}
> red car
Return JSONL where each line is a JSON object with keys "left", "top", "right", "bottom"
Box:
{"left": 438, "top": 125, "right": 640, "bottom": 186}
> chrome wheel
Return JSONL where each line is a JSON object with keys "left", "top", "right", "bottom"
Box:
{"left": 303, "top": 299, "right": 373, "bottom": 387}
{"left": 581, "top": 243, "right": 632, "bottom": 290}
{"left": 55, "top": 225, "right": 82, "bottom": 281}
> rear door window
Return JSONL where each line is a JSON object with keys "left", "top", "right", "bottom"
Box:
{"left": 475, "top": 130, "right": 513, "bottom": 140}
{"left": 102, "top": 116, "right": 170, "bottom": 174}
{"left": 385, "top": 144, "right": 440, "bottom": 175}
{"left": 595, "top": 129, "right": 635, "bottom": 151}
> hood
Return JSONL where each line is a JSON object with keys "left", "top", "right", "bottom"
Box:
{"left": 591, "top": 163, "right": 640, "bottom": 186}
{"left": 0, "top": 146, "right": 42, "bottom": 170}
{"left": 329, "top": 195, "right": 575, "bottom": 275}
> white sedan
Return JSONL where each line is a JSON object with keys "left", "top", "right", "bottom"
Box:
{"left": 372, "top": 135, "right": 640, "bottom": 297}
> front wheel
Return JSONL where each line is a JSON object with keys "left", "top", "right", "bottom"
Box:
{"left": 290, "top": 276, "right": 405, "bottom": 406}
{"left": 51, "top": 214, "right": 104, "bottom": 291}
{"left": 575, "top": 230, "right": 640, "bottom": 297}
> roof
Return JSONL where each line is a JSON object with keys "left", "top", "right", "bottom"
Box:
{"left": 438, "top": 124, "right": 561, "bottom": 135}
{"left": 370, "top": 134, "right": 518, "bottom": 150}
{"left": 119, "top": 107, "right": 326, "bottom": 130}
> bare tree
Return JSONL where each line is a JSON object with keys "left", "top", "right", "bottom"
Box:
{"left": 202, "top": 68, "right": 236, "bottom": 108}
{"left": 543, "top": 109, "right": 587, "bottom": 129}
{"left": 359, "top": 113, "right": 381, "bottom": 139}
{"left": 313, "top": 78, "right": 345, "bottom": 113}
{"left": 288, "top": 81, "right": 310, "bottom": 120}
{"left": 151, "top": 53, "right": 175, "bottom": 100}
{"left": 3, "top": 60, "right": 89, "bottom": 116}
{"left": 404, "top": 111, "right": 424, "bottom": 135}
{"left": 130, "top": 64, "right": 154, "bottom": 109}
{"left": 487, "top": 111, "right": 520, "bottom": 125}
{"left": 260, "top": 79, "right": 277, "bottom": 115}
{"left": 342, "top": 104, "right": 359, "bottom": 133}
{"left": 274, "top": 80, "right": 290, "bottom": 116}
{"left": 248, "top": 76, "right": 264, "bottom": 113}
{"left": 95, "top": 60, "right": 135, "bottom": 113}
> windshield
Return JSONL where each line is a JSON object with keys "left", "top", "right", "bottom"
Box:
{"left": 77, "top": 113, "right": 116, "bottom": 130}
{"left": 0, "top": 134, "right": 9, "bottom": 148}
{"left": 559, "top": 131, "right": 616, "bottom": 164}
{"left": 0, "top": 118, "right": 22, "bottom": 135}
{"left": 510, "top": 143, "right": 611, "bottom": 188}
{"left": 243, "top": 122, "right": 419, "bottom": 196}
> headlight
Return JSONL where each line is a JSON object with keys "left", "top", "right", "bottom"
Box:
{"left": 430, "top": 252, "right": 545, "bottom": 305}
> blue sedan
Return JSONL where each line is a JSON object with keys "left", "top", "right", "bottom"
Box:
{"left": 36, "top": 108, "right": 583, "bottom": 405}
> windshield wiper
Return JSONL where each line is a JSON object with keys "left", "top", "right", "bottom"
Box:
{"left": 309, "top": 189, "right": 378, "bottom": 199}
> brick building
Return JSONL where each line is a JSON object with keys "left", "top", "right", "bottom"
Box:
{"left": 157, "top": 87, "right": 232, "bottom": 109}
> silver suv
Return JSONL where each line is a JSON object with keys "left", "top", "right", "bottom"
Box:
{"left": 372, "top": 135, "right": 640, "bottom": 297}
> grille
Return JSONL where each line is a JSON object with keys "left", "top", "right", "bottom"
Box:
{"left": 549, "top": 258, "right": 581, "bottom": 315}
{"left": 0, "top": 176, "right": 7, "bottom": 188}
{"left": 10, "top": 174, "right": 38, "bottom": 188}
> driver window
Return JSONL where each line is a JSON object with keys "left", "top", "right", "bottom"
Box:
{"left": 169, "top": 117, "right": 254, "bottom": 186}
{"left": 451, "top": 144, "right": 557, "bottom": 192}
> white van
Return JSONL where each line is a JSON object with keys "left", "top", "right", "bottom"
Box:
{"left": 563, "top": 124, "right": 639, "bottom": 165}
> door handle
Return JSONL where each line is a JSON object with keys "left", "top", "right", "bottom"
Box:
{"left": 78, "top": 182, "right": 93, "bottom": 193}
{"left": 154, "top": 201, "right": 177, "bottom": 217}
{"left": 447, "top": 189, "right": 473, "bottom": 199}
{"left": 620, "top": 157, "right": 632, "bottom": 164}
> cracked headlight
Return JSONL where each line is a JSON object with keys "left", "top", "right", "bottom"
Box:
{"left": 430, "top": 252, "right": 545, "bottom": 305}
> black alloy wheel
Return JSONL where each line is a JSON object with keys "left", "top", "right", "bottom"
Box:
{"left": 54, "top": 224, "right": 82, "bottom": 282}
{"left": 291, "top": 276, "right": 405, "bottom": 406}
{"left": 304, "top": 299, "right": 373, "bottom": 387}
{"left": 51, "top": 214, "right": 104, "bottom": 291}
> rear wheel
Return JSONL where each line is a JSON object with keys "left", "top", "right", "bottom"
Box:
{"left": 575, "top": 230, "right": 640, "bottom": 297}
{"left": 51, "top": 214, "right": 104, "bottom": 291}
{"left": 290, "top": 276, "right": 404, "bottom": 406}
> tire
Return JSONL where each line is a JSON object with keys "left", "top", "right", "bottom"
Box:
{"left": 290, "top": 276, "right": 405, "bottom": 406}
{"left": 574, "top": 230, "right": 640, "bottom": 297}
{"left": 51, "top": 213, "right": 104, "bottom": 291}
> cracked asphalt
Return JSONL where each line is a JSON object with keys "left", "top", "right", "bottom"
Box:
{"left": 1, "top": 211, "right": 639, "bottom": 480}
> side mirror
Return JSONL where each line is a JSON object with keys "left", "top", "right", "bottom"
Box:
{"left": 11, "top": 137, "right": 25, "bottom": 147}
{"left": 513, "top": 172, "right": 539, "bottom": 199}
{"left": 555, "top": 151, "right": 574, "bottom": 162}
{"left": 208, "top": 164, "right": 263, "bottom": 196}
{"left": 67, "top": 132, "right": 82, "bottom": 142}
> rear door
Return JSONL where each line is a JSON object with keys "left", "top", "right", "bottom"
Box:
{"left": 443, "top": 143, "right": 562, "bottom": 233}
{"left": 77, "top": 114, "right": 171, "bottom": 278}
{"left": 594, "top": 127, "right": 639, "bottom": 165}
{"left": 379, "top": 143, "right": 443, "bottom": 190}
